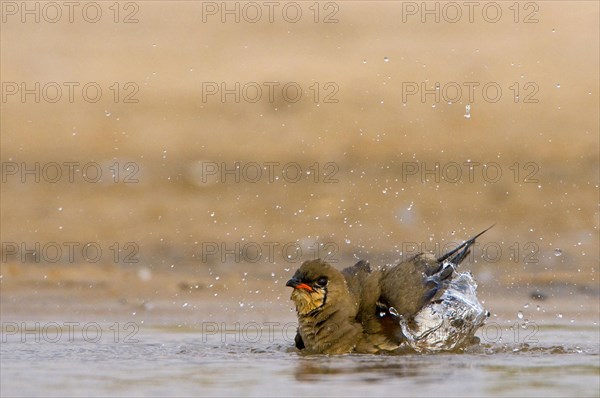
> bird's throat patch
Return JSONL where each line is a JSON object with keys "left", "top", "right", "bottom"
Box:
{"left": 291, "top": 288, "right": 326, "bottom": 316}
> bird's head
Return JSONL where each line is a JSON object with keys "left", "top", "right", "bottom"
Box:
{"left": 286, "top": 259, "right": 346, "bottom": 316}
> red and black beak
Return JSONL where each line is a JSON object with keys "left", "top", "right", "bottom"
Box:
{"left": 286, "top": 277, "right": 314, "bottom": 292}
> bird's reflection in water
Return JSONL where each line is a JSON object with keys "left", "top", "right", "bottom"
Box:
{"left": 293, "top": 354, "right": 431, "bottom": 383}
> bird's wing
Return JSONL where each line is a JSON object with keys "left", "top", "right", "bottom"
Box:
{"left": 378, "top": 253, "right": 442, "bottom": 318}
{"left": 379, "top": 226, "right": 493, "bottom": 319}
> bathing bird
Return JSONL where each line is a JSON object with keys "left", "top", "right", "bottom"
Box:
{"left": 286, "top": 227, "right": 492, "bottom": 354}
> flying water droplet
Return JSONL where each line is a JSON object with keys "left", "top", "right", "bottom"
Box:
{"left": 554, "top": 248, "right": 562, "bottom": 256}
{"left": 517, "top": 311, "right": 524, "bottom": 319}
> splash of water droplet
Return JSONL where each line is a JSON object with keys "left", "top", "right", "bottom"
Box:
{"left": 464, "top": 104, "right": 471, "bottom": 119}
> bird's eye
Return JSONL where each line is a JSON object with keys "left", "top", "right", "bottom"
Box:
{"left": 316, "top": 277, "right": 328, "bottom": 287}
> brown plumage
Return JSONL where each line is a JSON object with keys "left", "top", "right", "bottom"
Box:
{"left": 286, "top": 227, "right": 492, "bottom": 354}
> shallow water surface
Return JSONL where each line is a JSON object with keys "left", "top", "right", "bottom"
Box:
{"left": 1, "top": 324, "right": 598, "bottom": 397}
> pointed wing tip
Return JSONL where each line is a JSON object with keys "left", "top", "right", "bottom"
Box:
{"left": 436, "top": 225, "right": 495, "bottom": 263}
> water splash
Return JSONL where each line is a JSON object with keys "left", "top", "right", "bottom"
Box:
{"left": 398, "top": 273, "right": 487, "bottom": 352}
{"left": 464, "top": 104, "right": 471, "bottom": 119}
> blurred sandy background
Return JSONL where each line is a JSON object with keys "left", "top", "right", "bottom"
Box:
{"left": 1, "top": 1, "right": 598, "bottom": 325}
